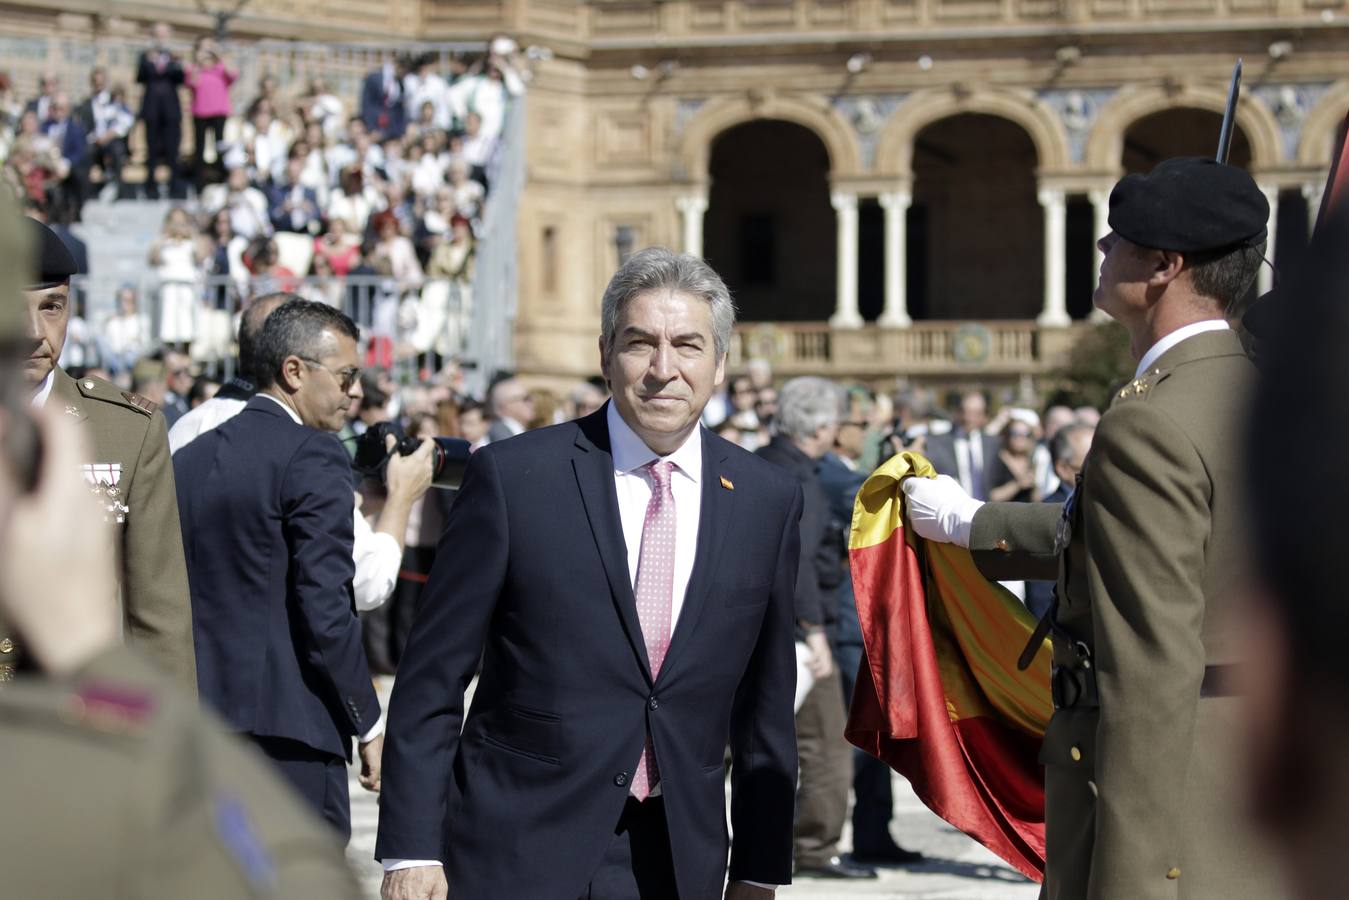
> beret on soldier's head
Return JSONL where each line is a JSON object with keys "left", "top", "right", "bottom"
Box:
{"left": 1108, "top": 157, "right": 1269, "bottom": 253}
{"left": 22, "top": 216, "right": 78, "bottom": 290}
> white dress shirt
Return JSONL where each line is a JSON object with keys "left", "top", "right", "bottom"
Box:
{"left": 30, "top": 371, "right": 54, "bottom": 409}
{"left": 167, "top": 395, "right": 247, "bottom": 454}
{"left": 1135, "top": 319, "right": 1231, "bottom": 378}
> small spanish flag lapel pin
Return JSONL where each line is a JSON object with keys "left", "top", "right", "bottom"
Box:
{"left": 719, "top": 475, "right": 734, "bottom": 491}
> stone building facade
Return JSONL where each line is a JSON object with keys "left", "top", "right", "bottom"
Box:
{"left": 4, "top": 0, "right": 1347, "bottom": 389}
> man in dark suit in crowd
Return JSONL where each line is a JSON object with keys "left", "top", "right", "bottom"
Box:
{"left": 377, "top": 247, "right": 801, "bottom": 900}
{"left": 817, "top": 409, "right": 924, "bottom": 868}
{"left": 174, "top": 300, "right": 383, "bottom": 841}
{"left": 1023, "top": 421, "right": 1094, "bottom": 620}
{"left": 756, "top": 377, "right": 874, "bottom": 881}
{"left": 135, "top": 22, "right": 184, "bottom": 199}
{"left": 485, "top": 373, "right": 534, "bottom": 442}
{"left": 923, "top": 390, "right": 1003, "bottom": 500}
{"left": 40, "top": 94, "right": 88, "bottom": 223}
{"left": 361, "top": 55, "right": 409, "bottom": 141}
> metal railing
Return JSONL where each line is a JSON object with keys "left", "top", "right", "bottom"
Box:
{"left": 71, "top": 272, "right": 472, "bottom": 387}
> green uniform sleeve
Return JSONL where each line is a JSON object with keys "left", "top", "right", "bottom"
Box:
{"left": 1082, "top": 401, "right": 1208, "bottom": 900}
{"left": 969, "top": 501, "right": 1063, "bottom": 582}
{"left": 122, "top": 409, "right": 198, "bottom": 694}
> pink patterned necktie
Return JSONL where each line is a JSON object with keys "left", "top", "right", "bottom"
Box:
{"left": 630, "top": 460, "right": 676, "bottom": 801}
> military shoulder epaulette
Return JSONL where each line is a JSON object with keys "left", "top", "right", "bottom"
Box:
{"left": 1115, "top": 366, "right": 1172, "bottom": 402}
{"left": 72, "top": 375, "right": 158, "bottom": 417}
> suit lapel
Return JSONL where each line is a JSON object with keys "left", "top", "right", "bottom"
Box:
{"left": 571, "top": 411, "right": 653, "bottom": 681}
{"left": 659, "top": 428, "right": 733, "bottom": 683}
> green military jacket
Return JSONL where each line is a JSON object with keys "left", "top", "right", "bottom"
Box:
{"left": 969, "top": 329, "right": 1286, "bottom": 900}
{"left": 2, "top": 368, "right": 197, "bottom": 691}
{"left": 0, "top": 646, "right": 360, "bottom": 898}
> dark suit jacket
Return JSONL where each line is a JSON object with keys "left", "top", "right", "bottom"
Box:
{"left": 174, "top": 396, "right": 379, "bottom": 760}
{"left": 266, "top": 182, "right": 322, "bottom": 233}
{"left": 376, "top": 406, "right": 802, "bottom": 899}
{"left": 816, "top": 452, "right": 867, "bottom": 647}
{"left": 755, "top": 436, "right": 833, "bottom": 628}
{"left": 42, "top": 118, "right": 88, "bottom": 169}
{"left": 924, "top": 428, "right": 1007, "bottom": 500}
{"left": 136, "top": 49, "right": 184, "bottom": 119}
{"left": 360, "top": 69, "right": 407, "bottom": 139}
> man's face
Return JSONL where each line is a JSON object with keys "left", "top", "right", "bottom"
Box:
{"left": 493, "top": 379, "right": 534, "bottom": 426}
{"left": 958, "top": 394, "right": 988, "bottom": 432}
{"left": 459, "top": 408, "right": 487, "bottom": 444}
{"left": 291, "top": 331, "right": 363, "bottom": 432}
{"left": 1093, "top": 231, "right": 1160, "bottom": 322}
{"left": 729, "top": 377, "right": 756, "bottom": 411}
{"left": 164, "top": 352, "right": 192, "bottom": 396}
{"left": 600, "top": 289, "right": 725, "bottom": 454}
{"left": 91, "top": 70, "right": 106, "bottom": 92}
{"left": 836, "top": 420, "right": 866, "bottom": 460}
{"left": 755, "top": 388, "right": 778, "bottom": 423}
{"left": 22, "top": 285, "right": 70, "bottom": 388}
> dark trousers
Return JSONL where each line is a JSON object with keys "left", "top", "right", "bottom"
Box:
{"left": 835, "top": 641, "right": 896, "bottom": 853}
{"left": 251, "top": 734, "right": 351, "bottom": 843}
{"left": 794, "top": 667, "right": 852, "bottom": 867}
{"left": 391, "top": 545, "right": 435, "bottom": 667}
{"left": 90, "top": 139, "right": 129, "bottom": 189}
{"left": 142, "top": 115, "right": 181, "bottom": 198}
{"left": 192, "top": 115, "right": 226, "bottom": 189}
{"left": 580, "top": 797, "right": 679, "bottom": 900}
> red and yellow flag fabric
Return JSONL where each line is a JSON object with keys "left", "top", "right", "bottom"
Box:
{"left": 844, "top": 451, "right": 1053, "bottom": 881}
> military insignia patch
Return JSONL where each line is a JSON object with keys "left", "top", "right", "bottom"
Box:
{"left": 64, "top": 404, "right": 80, "bottom": 417}
{"left": 121, "top": 391, "right": 158, "bottom": 415}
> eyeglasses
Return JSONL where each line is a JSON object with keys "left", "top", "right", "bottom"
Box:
{"left": 299, "top": 357, "right": 361, "bottom": 392}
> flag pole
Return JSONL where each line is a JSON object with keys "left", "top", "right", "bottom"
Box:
{"left": 1216, "top": 59, "right": 1243, "bottom": 164}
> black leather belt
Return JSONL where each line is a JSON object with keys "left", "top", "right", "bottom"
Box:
{"left": 1053, "top": 663, "right": 1241, "bottom": 709}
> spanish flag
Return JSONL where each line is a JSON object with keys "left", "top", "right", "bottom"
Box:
{"left": 844, "top": 451, "right": 1053, "bottom": 881}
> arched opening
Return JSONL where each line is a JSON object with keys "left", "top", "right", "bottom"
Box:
{"left": 703, "top": 120, "right": 835, "bottom": 322}
{"left": 909, "top": 114, "right": 1042, "bottom": 320}
{"left": 1122, "top": 107, "right": 1252, "bottom": 173}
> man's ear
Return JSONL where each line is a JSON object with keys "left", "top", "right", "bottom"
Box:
{"left": 597, "top": 337, "right": 611, "bottom": 386}
{"left": 1149, "top": 249, "right": 1185, "bottom": 286}
{"left": 277, "top": 355, "right": 305, "bottom": 392}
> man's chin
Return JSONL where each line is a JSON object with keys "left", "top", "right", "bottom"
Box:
{"left": 22, "top": 359, "right": 53, "bottom": 387}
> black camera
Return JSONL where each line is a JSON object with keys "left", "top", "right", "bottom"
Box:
{"left": 351, "top": 421, "right": 471, "bottom": 491}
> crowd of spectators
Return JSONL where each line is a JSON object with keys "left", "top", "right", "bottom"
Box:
{"left": 0, "top": 23, "right": 528, "bottom": 383}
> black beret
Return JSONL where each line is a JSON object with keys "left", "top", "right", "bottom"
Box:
{"left": 22, "top": 216, "right": 78, "bottom": 289}
{"left": 1108, "top": 157, "right": 1269, "bottom": 253}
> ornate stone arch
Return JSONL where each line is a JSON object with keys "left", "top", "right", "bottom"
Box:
{"left": 677, "top": 93, "right": 863, "bottom": 182}
{"left": 1297, "top": 80, "right": 1349, "bottom": 167}
{"left": 1084, "top": 84, "right": 1283, "bottom": 171}
{"left": 873, "top": 87, "right": 1071, "bottom": 175}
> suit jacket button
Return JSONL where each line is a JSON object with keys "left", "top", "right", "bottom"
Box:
{"left": 1166, "top": 867, "right": 1181, "bottom": 880}
{"left": 1070, "top": 745, "right": 1082, "bottom": 762}
{"left": 648, "top": 696, "right": 659, "bottom": 711}
{"left": 995, "top": 538, "right": 1010, "bottom": 552}
{"left": 613, "top": 772, "right": 628, "bottom": 787}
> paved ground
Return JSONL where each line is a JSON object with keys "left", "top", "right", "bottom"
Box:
{"left": 346, "top": 678, "right": 1038, "bottom": 899}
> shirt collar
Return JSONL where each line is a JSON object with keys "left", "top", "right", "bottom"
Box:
{"left": 1135, "top": 319, "right": 1231, "bottom": 378}
{"left": 30, "top": 371, "right": 54, "bottom": 409}
{"left": 605, "top": 401, "right": 702, "bottom": 485}
{"left": 257, "top": 391, "right": 303, "bottom": 425}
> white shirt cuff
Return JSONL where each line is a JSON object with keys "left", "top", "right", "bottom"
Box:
{"left": 359, "top": 713, "right": 385, "bottom": 744}
{"left": 383, "top": 859, "right": 442, "bottom": 872}
{"left": 735, "top": 881, "right": 779, "bottom": 890}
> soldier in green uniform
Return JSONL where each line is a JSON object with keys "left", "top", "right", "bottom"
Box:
{"left": 15, "top": 218, "right": 195, "bottom": 691}
{"left": 0, "top": 205, "right": 361, "bottom": 898}
{"left": 903, "top": 157, "right": 1289, "bottom": 899}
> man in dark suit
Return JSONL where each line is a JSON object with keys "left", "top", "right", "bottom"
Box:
{"left": 135, "top": 22, "right": 184, "bottom": 200}
{"left": 361, "top": 56, "right": 409, "bottom": 141}
{"left": 923, "top": 390, "right": 1003, "bottom": 500}
{"left": 378, "top": 248, "right": 801, "bottom": 900}
{"left": 174, "top": 300, "right": 383, "bottom": 841}
{"left": 485, "top": 373, "right": 534, "bottom": 442}
{"left": 40, "top": 94, "right": 88, "bottom": 223}
{"left": 267, "top": 154, "right": 324, "bottom": 234}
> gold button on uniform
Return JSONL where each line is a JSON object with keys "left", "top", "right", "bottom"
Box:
{"left": 1070, "top": 745, "right": 1082, "bottom": 762}
{"left": 83, "top": 380, "right": 95, "bottom": 390}
{"left": 995, "top": 538, "right": 1010, "bottom": 552}
{"left": 1166, "top": 867, "right": 1181, "bottom": 880}
{"left": 0, "top": 637, "right": 12, "bottom": 653}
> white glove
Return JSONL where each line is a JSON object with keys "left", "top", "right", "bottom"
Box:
{"left": 901, "top": 474, "right": 983, "bottom": 548}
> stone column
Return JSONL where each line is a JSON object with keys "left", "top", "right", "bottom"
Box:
{"left": 1037, "top": 187, "right": 1070, "bottom": 326}
{"left": 1303, "top": 181, "right": 1324, "bottom": 232}
{"left": 877, "top": 190, "right": 912, "bottom": 327}
{"left": 829, "top": 191, "right": 863, "bottom": 328}
{"left": 1259, "top": 185, "right": 1279, "bottom": 294}
{"left": 675, "top": 194, "right": 708, "bottom": 258}
{"left": 1087, "top": 188, "right": 1111, "bottom": 322}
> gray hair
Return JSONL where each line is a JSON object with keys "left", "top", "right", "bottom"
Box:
{"left": 599, "top": 247, "right": 736, "bottom": 359}
{"left": 775, "top": 376, "right": 846, "bottom": 442}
